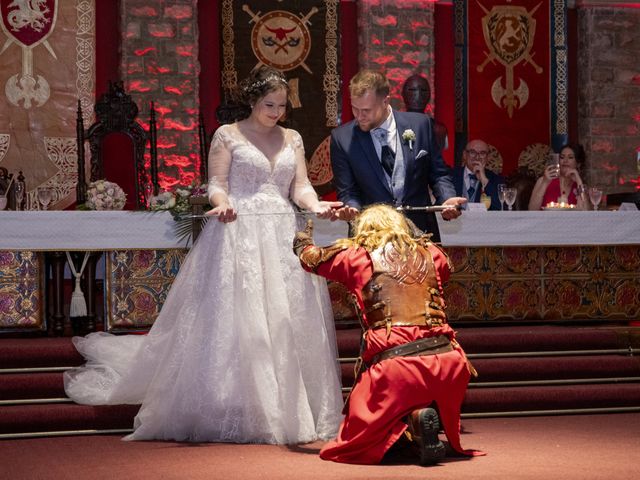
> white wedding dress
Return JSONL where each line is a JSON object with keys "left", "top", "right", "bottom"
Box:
{"left": 64, "top": 124, "right": 344, "bottom": 444}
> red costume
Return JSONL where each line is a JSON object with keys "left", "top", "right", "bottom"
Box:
{"left": 297, "top": 238, "right": 483, "bottom": 465}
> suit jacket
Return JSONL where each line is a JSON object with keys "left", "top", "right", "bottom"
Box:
{"left": 330, "top": 111, "right": 456, "bottom": 241}
{"left": 452, "top": 166, "right": 505, "bottom": 211}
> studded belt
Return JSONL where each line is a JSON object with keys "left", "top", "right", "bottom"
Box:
{"left": 370, "top": 335, "right": 452, "bottom": 365}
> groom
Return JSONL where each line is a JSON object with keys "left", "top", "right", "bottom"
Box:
{"left": 330, "top": 69, "right": 465, "bottom": 241}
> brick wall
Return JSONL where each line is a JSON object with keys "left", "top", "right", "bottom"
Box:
{"left": 356, "top": 0, "right": 436, "bottom": 114}
{"left": 577, "top": 4, "right": 640, "bottom": 193}
{"left": 120, "top": 0, "right": 200, "bottom": 190}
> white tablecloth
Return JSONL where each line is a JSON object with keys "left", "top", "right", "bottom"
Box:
{"left": 436, "top": 210, "right": 640, "bottom": 246}
{"left": 0, "top": 211, "right": 349, "bottom": 251}
{"left": 1, "top": 210, "right": 638, "bottom": 251}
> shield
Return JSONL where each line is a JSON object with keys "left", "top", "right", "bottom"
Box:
{"left": 481, "top": 6, "right": 535, "bottom": 67}
{"left": 0, "top": 0, "right": 57, "bottom": 48}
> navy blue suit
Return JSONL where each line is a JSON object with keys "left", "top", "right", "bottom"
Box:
{"left": 452, "top": 166, "right": 504, "bottom": 211}
{"left": 330, "top": 111, "right": 456, "bottom": 241}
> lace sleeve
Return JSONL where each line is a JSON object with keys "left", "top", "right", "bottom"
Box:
{"left": 207, "top": 126, "right": 232, "bottom": 206}
{"left": 288, "top": 130, "right": 319, "bottom": 210}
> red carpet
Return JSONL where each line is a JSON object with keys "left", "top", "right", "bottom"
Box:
{"left": 1, "top": 414, "right": 639, "bottom": 479}
{"left": 2, "top": 324, "right": 640, "bottom": 436}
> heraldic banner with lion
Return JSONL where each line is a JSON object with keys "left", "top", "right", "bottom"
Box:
{"left": 456, "top": 0, "right": 568, "bottom": 174}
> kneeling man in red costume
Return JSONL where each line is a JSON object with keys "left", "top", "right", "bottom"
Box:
{"left": 293, "top": 204, "right": 485, "bottom": 466}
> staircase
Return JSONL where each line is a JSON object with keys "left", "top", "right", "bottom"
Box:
{"left": 0, "top": 338, "right": 137, "bottom": 439}
{"left": 2, "top": 324, "right": 640, "bottom": 438}
{"left": 337, "top": 324, "right": 640, "bottom": 417}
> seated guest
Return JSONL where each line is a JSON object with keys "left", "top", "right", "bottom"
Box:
{"left": 294, "top": 204, "right": 484, "bottom": 466}
{"left": 453, "top": 139, "right": 504, "bottom": 210}
{"left": 528, "top": 142, "right": 588, "bottom": 210}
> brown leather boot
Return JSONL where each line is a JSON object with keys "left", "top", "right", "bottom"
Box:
{"left": 408, "top": 407, "right": 446, "bottom": 465}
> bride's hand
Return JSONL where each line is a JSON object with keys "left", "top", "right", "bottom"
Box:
{"left": 311, "top": 201, "right": 343, "bottom": 220}
{"left": 206, "top": 203, "right": 237, "bottom": 223}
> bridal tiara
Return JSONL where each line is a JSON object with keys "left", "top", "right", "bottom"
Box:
{"left": 244, "top": 75, "right": 288, "bottom": 92}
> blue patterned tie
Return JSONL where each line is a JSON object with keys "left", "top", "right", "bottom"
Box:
{"left": 374, "top": 128, "right": 395, "bottom": 176}
{"left": 467, "top": 174, "right": 477, "bottom": 200}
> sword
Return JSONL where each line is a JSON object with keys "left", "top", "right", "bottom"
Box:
{"left": 182, "top": 204, "right": 461, "bottom": 219}
{"left": 397, "top": 205, "right": 463, "bottom": 213}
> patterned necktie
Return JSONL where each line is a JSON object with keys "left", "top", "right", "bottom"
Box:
{"left": 373, "top": 128, "right": 395, "bottom": 176}
{"left": 467, "top": 173, "right": 477, "bottom": 200}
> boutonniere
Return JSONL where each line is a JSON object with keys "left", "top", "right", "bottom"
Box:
{"left": 402, "top": 129, "right": 416, "bottom": 151}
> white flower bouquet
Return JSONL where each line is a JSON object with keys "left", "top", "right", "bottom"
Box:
{"left": 148, "top": 182, "right": 209, "bottom": 245}
{"left": 85, "top": 180, "right": 127, "bottom": 210}
{"left": 149, "top": 183, "right": 208, "bottom": 218}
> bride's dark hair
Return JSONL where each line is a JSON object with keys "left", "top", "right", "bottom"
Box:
{"left": 216, "top": 66, "right": 291, "bottom": 124}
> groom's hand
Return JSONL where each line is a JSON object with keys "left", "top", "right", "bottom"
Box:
{"left": 334, "top": 206, "right": 359, "bottom": 221}
{"left": 441, "top": 197, "right": 466, "bottom": 220}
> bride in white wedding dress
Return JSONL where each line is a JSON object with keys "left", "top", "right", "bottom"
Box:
{"left": 64, "top": 66, "right": 344, "bottom": 444}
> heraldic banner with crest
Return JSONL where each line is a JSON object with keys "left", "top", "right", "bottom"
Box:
{"left": 0, "top": 0, "right": 95, "bottom": 210}
{"left": 219, "top": 0, "right": 340, "bottom": 192}
{"left": 456, "top": 0, "right": 568, "bottom": 174}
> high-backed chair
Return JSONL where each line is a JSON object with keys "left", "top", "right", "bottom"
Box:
{"left": 485, "top": 143, "right": 504, "bottom": 176}
{"left": 76, "top": 81, "right": 158, "bottom": 209}
{"left": 518, "top": 143, "right": 552, "bottom": 178}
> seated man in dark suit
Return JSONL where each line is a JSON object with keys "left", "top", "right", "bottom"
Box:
{"left": 330, "top": 69, "right": 465, "bottom": 241}
{"left": 452, "top": 139, "right": 504, "bottom": 210}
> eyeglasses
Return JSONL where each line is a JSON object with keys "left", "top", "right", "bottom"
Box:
{"left": 465, "top": 149, "right": 488, "bottom": 158}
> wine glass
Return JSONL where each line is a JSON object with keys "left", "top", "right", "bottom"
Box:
{"left": 14, "top": 181, "right": 25, "bottom": 210}
{"left": 588, "top": 186, "right": 603, "bottom": 211}
{"left": 504, "top": 187, "right": 517, "bottom": 211}
{"left": 37, "top": 187, "right": 54, "bottom": 211}
{"left": 144, "top": 183, "right": 155, "bottom": 209}
{"left": 497, "top": 184, "right": 507, "bottom": 211}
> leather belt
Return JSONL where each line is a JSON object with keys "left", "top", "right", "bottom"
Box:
{"left": 370, "top": 335, "right": 452, "bottom": 365}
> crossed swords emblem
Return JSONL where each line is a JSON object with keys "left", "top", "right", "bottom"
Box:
{"left": 242, "top": 4, "right": 317, "bottom": 74}
{"left": 476, "top": 2, "right": 542, "bottom": 118}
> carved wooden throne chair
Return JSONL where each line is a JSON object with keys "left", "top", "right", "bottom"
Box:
{"left": 76, "top": 81, "right": 158, "bottom": 210}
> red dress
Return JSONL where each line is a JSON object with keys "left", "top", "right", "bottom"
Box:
{"left": 541, "top": 178, "right": 578, "bottom": 208}
{"left": 303, "top": 243, "right": 483, "bottom": 465}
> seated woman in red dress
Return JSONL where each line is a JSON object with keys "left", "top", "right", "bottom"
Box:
{"left": 293, "top": 204, "right": 484, "bottom": 466}
{"left": 528, "top": 142, "right": 589, "bottom": 210}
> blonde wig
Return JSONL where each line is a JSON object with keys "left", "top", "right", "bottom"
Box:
{"left": 337, "top": 204, "right": 420, "bottom": 258}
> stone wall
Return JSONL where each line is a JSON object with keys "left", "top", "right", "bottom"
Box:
{"left": 577, "top": 3, "right": 640, "bottom": 193}
{"left": 120, "top": 0, "right": 200, "bottom": 189}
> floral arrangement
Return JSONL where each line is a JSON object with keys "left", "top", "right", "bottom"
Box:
{"left": 149, "top": 182, "right": 209, "bottom": 245}
{"left": 84, "top": 180, "right": 127, "bottom": 210}
{"left": 149, "top": 182, "right": 208, "bottom": 219}
{"left": 402, "top": 129, "right": 416, "bottom": 150}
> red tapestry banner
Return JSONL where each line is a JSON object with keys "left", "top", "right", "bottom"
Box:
{"left": 456, "top": 0, "right": 568, "bottom": 175}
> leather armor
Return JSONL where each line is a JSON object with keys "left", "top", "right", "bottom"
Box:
{"left": 360, "top": 243, "right": 447, "bottom": 335}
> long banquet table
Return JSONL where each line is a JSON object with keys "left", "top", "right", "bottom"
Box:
{"left": 3, "top": 210, "right": 639, "bottom": 250}
{"left": 435, "top": 210, "right": 640, "bottom": 323}
{"left": 1, "top": 210, "right": 639, "bottom": 334}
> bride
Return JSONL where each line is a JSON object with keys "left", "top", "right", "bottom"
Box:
{"left": 64, "top": 66, "right": 345, "bottom": 444}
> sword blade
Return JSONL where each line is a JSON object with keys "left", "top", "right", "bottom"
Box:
{"left": 183, "top": 204, "right": 460, "bottom": 219}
